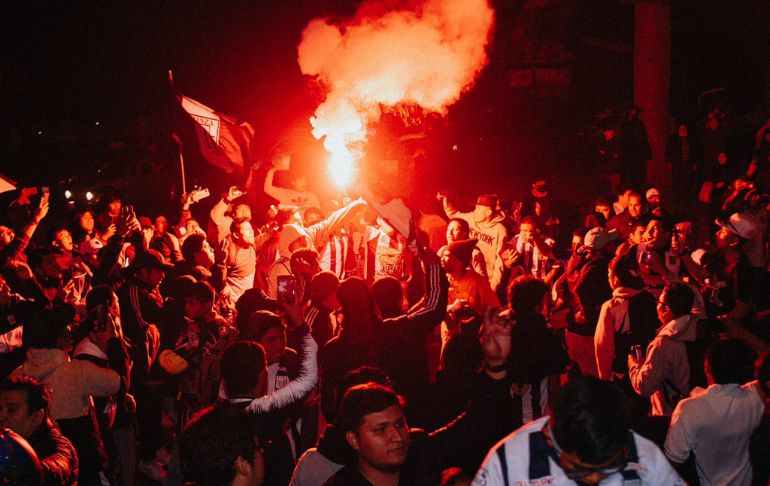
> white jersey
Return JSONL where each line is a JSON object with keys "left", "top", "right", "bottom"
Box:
{"left": 473, "top": 416, "right": 684, "bottom": 486}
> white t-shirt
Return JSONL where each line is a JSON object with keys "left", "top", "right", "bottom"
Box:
{"left": 665, "top": 382, "right": 765, "bottom": 486}
{"left": 473, "top": 416, "right": 684, "bottom": 486}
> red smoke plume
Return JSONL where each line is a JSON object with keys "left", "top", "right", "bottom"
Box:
{"left": 297, "top": 0, "right": 495, "bottom": 188}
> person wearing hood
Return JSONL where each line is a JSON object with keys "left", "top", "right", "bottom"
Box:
{"left": 437, "top": 193, "right": 508, "bottom": 291}
{"left": 563, "top": 227, "right": 618, "bottom": 378}
{"left": 12, "top": 304, "right": 124, "bottom": 486}
{"left": 594, "top": 253, "right": 659, "bottom": 382}
{"left": 267, "top": 199, "right": 366, "bottom": 299}
{"left": 628, "top": 283, "right": 695, "bottom": 417}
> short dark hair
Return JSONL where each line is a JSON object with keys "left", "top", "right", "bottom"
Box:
{"left": 507, "top": 275, "right": 548, "bottom": 314}
{"left": 187, "top": 281, "right": 216, "bottom": 304}
{"left": 707, "top": 339, "right": 757, "bottom": 385}
{"left": 48, "top": 225, "right": 70, "bottom": 242}
{"left": 78, "top": 285, "right": 118, "bottom": 339}
{"left": 552, "top": 375, "right": 627, "bottom": 465}
{"left": 85, "top": 284, "right": 116, "bottom": 311}
{"left": 220, "top": 341, "right": 267, "bottom": 397}
{"left": 181, "top": 234, "right": 207, "bottom": 262}
{"left": 180, "top": 405, "right": 261, "bottom": 486}
{"left": 336, "top": 366, "right": 391, "bottom": 414}
{"left": 448, "top": 218, "right": 470, "bottom": 235}
{"left": 661, "top": 283, "right": 694, "bottom": 318}
{"left": 0, "top": 377, "right": 50, "bottom": 415}
{"left": 520, "top": 216, "right": 538, "bottom": 228}
{"left": 647, "top": 215, "right": 673, "bottom": 233}
{"left": 609, "top": 254, "right": 644, "bottom": 290}
{"left": 239, "top": 311, "right": 285, "bottom": 342}
{"left": 338, "top": 383, "right": 404, "bottom": 435}
{"left": 371, "top": 276, "right": 402, "bottom": 319}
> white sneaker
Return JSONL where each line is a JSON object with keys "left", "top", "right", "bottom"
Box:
{"left": 138, "top": 460, "right": 168, "bottom": 482}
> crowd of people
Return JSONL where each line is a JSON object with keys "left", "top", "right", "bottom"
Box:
{"left": 1, "top": 110, "right": 770, "bottom": 486}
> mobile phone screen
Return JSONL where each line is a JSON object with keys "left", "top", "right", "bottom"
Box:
{"left": 277, "top": 275, "right": 297, "bottom": 306}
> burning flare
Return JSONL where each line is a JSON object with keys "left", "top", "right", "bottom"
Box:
{"left": 298, "top": 0, "right": 495, "bottom": 189}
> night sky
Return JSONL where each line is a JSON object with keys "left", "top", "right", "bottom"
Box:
{"left": 1, "top": 0, "right": 768, "bottom": 200}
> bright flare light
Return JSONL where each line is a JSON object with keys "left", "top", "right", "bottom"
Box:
{"left": 311, "top": 98, "right": 367, "bottom": 190}
{"left": 85, "top": 191, "right": 94, "bottom": 201}
{"left": 64, "top": 190, "right": 72, "bottom": 199}
{"left": 298, "top": 0, "right": 494, "bottom": 192}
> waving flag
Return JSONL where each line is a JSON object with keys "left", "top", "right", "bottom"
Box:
{"left": 171, "top": 71, "right": 254, "bottom": 174}
{"left": 0, "top": 174, "right": 17, "bottom": 195}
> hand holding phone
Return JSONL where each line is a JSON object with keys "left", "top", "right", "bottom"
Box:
{"left": 277, "top": 275, "right": 297, "bottom": 307}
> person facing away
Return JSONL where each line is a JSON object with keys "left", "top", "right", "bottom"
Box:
{"left": 473, "top": 375, "right": 684, "bottom": 485}
{"left": 664, "top": 339, "right": 764, "bottom": 486}
{"left": 179, "top": 404, "right": 267, "bottom": 486}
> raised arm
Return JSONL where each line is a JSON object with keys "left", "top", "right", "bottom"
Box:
{"left": 305, "top": 198, "right": 367, "bottom": 245}
{"left": 392, "top": 250, "right": 448, "bottom": 335}
{"left": 245, "top": 328, "right": 318, "bottom": 413}
{"left": 263, "top": 167, "right": 292, "bottom": 203}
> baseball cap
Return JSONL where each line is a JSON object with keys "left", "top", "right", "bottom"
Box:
{"left": 715, "top": 213, "right": 757, "bottom": 240}
{"left": 645, "top": 188, "right": 661, "bottom": 201}
{"left": 476, "top": 194, "right": 498, "bottom": 209}
{"left": 583, "top": 227, "right": 620, "bottom": 250}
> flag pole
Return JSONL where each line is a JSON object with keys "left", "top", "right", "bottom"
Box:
{"left": 172, "top": 132, "right": 187, "bottom": 195}
{"left": 169, "top": 70, "right": 187, "bottom": 194}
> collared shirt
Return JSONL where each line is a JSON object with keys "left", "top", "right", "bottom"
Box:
{"left": 665, "top": 382, "right": 765, "bottom": 486}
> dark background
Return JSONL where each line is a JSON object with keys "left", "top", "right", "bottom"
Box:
{"left": 1, "top": 0, "right": 768, "bottom": 216}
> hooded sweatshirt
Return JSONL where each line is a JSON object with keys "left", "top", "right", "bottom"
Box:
{"left": 12, "top": 348, "right": 120, "bottom": 420}
{"left": 594, "top": 287, "right": 659, "bottom": 380}
{"left": 629, "top": 315, "right": 694, "bottom": 416}
{"left": 444, "top": 208, "right": 508, "bottom": 290}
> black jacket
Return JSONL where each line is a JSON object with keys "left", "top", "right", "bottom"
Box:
{"left": 319, "top": 257, "right": 448, "bottom": 421}
{"left": 27, "top": 419, "right": 79, "bottom": 486}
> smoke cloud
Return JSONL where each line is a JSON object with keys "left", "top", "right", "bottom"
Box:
{"left": 297, "top": 0, "right": 495, "bottom": 187}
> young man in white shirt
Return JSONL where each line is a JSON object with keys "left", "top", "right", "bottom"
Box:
{"left": 473, "top": 375, "right": 683, "bottom": 485}
{"left": 665, "top": 339, "right": 765, "bottom": 486}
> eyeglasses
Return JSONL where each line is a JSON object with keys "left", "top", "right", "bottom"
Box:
{"left": 546, "top": 422, "right": 627, "bottom": 480}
